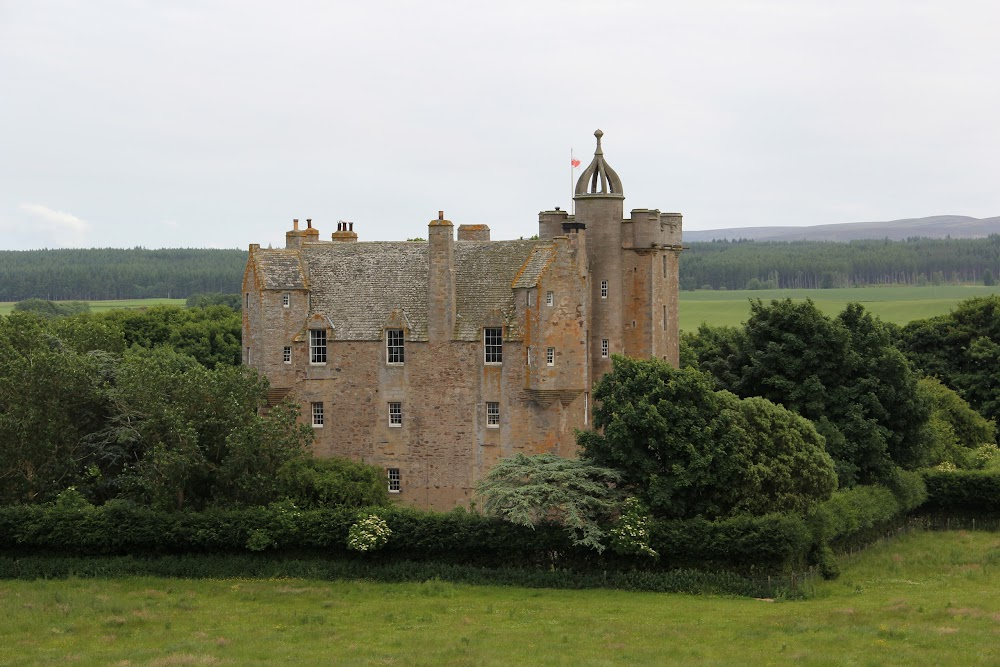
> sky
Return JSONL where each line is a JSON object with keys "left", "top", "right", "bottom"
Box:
{"left": 1, "top": 1, "right": 998, "bottom": 250}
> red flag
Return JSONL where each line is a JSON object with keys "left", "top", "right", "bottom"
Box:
{"left": 571, "top": 158, "right": 581, "bottom": 168}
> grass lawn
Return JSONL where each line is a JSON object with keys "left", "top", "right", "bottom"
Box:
{"left": 0, "top": 299, "right": 186, "bottom": 316}
{"left": 680, "top": 284, "right": 1000, "bottom": 330}
{"left": 1, "top": 530, "right": 998, "bottom": 666}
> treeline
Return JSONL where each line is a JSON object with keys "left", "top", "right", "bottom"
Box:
{"left": 0, "top": 248, "right": 248, "bottom": 301}
{"left": 681, "top": 235, "right": 1000, "bottom": 290}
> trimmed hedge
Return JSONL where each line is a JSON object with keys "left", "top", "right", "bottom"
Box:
{"left": 0, "top": 474, "right": 933, "bottom": 583}
{"left": 921, "top": 469, "right": 1000, "bottom": 513}
{"left": 0, "top": 554, "right": 803, "bottom": 597}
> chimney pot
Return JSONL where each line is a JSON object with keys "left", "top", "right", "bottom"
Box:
{"left": 306, "top": 219, "right": 313, "bottom": 229}
{"left": 349, "top": 222, "right": 354, "bottom": 232}
{"left": 293, "top": 219, "right": 299, "bottom": 230}
{"left": 438, "top": 210, "right": 444, "bottom": 220}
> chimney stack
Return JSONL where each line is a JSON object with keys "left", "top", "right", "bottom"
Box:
{"left": 427, "top": 210, "right": 456, "bottom": 341}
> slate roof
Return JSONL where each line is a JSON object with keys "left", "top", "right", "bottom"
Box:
{"left": 274, "top": 239, "right": 547, "bottom": 342}
{"left": 251, "top": 249, "right": 306, "bottom": 289}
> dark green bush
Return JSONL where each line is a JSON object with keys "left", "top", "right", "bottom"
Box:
{"left": 921, "top": 469, "right": 1000, "bottom": 513}
{"left": 0, "top": 554, "right": 806, "bottom": 597}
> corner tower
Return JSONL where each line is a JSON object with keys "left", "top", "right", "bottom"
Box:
{"left": 574, "top": 129, "right": 626, "bottom": 377}
{"left": 573, "top": 129, "right": 684, "bottom": 375}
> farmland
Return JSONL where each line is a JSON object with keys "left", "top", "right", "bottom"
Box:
{"left": 679, "top": 284, "right": 1000, "bottom": 330}
{"left": 0, "top": 298, "right": 186, "bottom": 317}
{"left": 1, "top": 530, "right": 997, "bottom": 665}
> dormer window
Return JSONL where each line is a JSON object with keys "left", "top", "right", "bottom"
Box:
{"left": 484, "top": 327, "right": 503, "bottom": 364}
{"left": 386, "top": 329, "right": 404, "bottom": 364}
{"left": 309, "top": 329, "right": 327, "bottom": 364}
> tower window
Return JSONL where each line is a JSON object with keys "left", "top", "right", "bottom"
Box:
{"left": 601, "top": 339, "right": 609, "bottom": 358}
{"left": 546, "top": 347, "right": 555, "bottom": 366}
{"left": 546, "top": 291, "right": 554, "bottom": 306}
{"left": 311, "top": 402, "right": 324, "bottom": 427}
{"left": 389, "top": 402, "right": 402, "bottom": 426}
{"left": 309, "top": 329, "right": 327, "bottom": 364}
{"left": 486, "top": 401, "right": 500, "bottom": 427}
{"left": 600, "top": 280, "right": 608, "bottom": 299}
{"left": 282, "top": 293, "right": 290, "bottom": 307}
{"left": 663, "top": 254, "right": 668, "bottom": 279}
{"left": 283, "top": 346, "right": 291, "bottom": 363}
{"left": 484, "top": 327, "right": 503, "bottom": 364}
{"left": 386, "top": 329, "right": 404, "bottom": 364}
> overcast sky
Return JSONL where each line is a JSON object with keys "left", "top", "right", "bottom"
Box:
{"left": 1, "top": 1, "right": 998, "bottom": 250}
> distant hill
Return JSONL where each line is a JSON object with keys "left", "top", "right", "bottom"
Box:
{"left": 684, "top": 215, "right": 1000, "bottom": 242}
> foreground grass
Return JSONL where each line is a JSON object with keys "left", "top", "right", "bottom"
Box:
{"left": 679, "top": 284, "right": 1000, "bottom": 329}
{"left": 0, "top": 299, "right": 186, "bottom": 316}
{"left": 1, "top": 530, "right": 998, "bottom": 666}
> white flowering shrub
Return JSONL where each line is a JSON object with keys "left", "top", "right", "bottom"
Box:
{"left": 973, "top": 443, "right": 1000, "bottom": 469}
{"left": 609, "top": 497, "right": 658, "bottom": 559}
{"left": 347, "top": 514, "right": 392, "bottom": 552}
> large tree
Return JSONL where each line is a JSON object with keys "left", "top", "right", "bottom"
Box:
{"left": 901, "top": 295, "right": 1000, "bottom": 425}
{"left": 688, "top": 299, "right": 931, "bottom": 486}
{"left": 578, "top": 357, "right": 836, "bottom": 519}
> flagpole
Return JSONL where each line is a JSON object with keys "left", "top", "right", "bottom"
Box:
{"left": 570, "top": 147, "right": 574, "bottom": 215}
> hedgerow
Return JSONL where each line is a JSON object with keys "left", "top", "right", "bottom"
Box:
{"left": 0, "top": 471, "right": 959, "bottom": 586}
{"left": 0, "top": 554, "right": 804, "bottom": 597}
{"left": 921, "top": 469, "right": 1000, "bottom": 513}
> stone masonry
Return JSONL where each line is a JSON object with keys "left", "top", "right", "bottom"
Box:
{"left": 242, "top": 131, "right": 683, "bottom": 509}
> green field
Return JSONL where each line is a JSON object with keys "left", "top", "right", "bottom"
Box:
{"left": 1, "top": 530, "right": 998, "bottom": 665}
{"left": 680, "top": 284, "right": 1000, "bottom": 330}
{"left": 0, "top": 298, "right": 186, "bottom": 316}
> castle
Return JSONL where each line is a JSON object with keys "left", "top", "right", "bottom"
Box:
{"left": 242, "top": 130, "right": 683, "bottom": 509}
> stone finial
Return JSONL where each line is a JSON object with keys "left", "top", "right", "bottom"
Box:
{"left": 574, "top": 129, "right": 623, "bottom": 197}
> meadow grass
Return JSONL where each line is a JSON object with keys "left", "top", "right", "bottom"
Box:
{"left": 1, "top": 530, "right": 998, "bottom": 666}
{"left": 0, "top": 298, "right": 186, "bottom": 316}
{"left": 680, "top": 284, "right": 1000, "bottom": 330}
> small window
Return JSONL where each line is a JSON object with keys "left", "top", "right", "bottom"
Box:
{"left": 245, "top": 293, "right": 250, "bottom": 308}
{"left": 386, "top": 329, "right": 405, "bottom": 364}
{"left": 387, "top": 468, "right": 401, "bottom": 493}
{"left": 546, "top": 291, "right": 554, "bottom": 306}
{"left": 546, "top": 347, "right": 555, "bottom": 366}
{"left": 601, "top": 339, "right": 609, "bottom": 358}
{"left": 663, "top": 305, "right": 668, "bottom": 330}
{"left": 309, "top": 329, "right": 327, "bottom": 364}
{"left": 484, "top": 327, "right": 503, "bottom": 364}
{"left": 283, "top": 346, "right": 291, "bottom": 363}
{"left": 526, "top": 347, "right": 530, "bottom": 367}
{"left": 246, "top": 347, "right": 251, "bottom": 364}
{"left": 389, "top": 402, "right": 402, "bottom": 427}
{"left": 486, "top": 402, "right": 500, "bottom": 428}
{"left": 600, "top": 280, "right": 608, "bottom": 299}
{"left": 311, "top": 402, "right": 324, "bottom": 427}
{"left": 282, "top": 293, "right": 290, "bottom": 308}
{"left": 662, "top": 254, "right": 668, "bottom": 279}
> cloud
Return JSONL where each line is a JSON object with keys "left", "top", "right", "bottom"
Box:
{"left": 19, "top": 203, "right": 90, "bottom": 233}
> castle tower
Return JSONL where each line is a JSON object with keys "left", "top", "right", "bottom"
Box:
{"left": 574, "top": 129, "right": 626, "bottom": 378}
{"left": 573, "top": 129, "right": 684, "bottom": 374}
